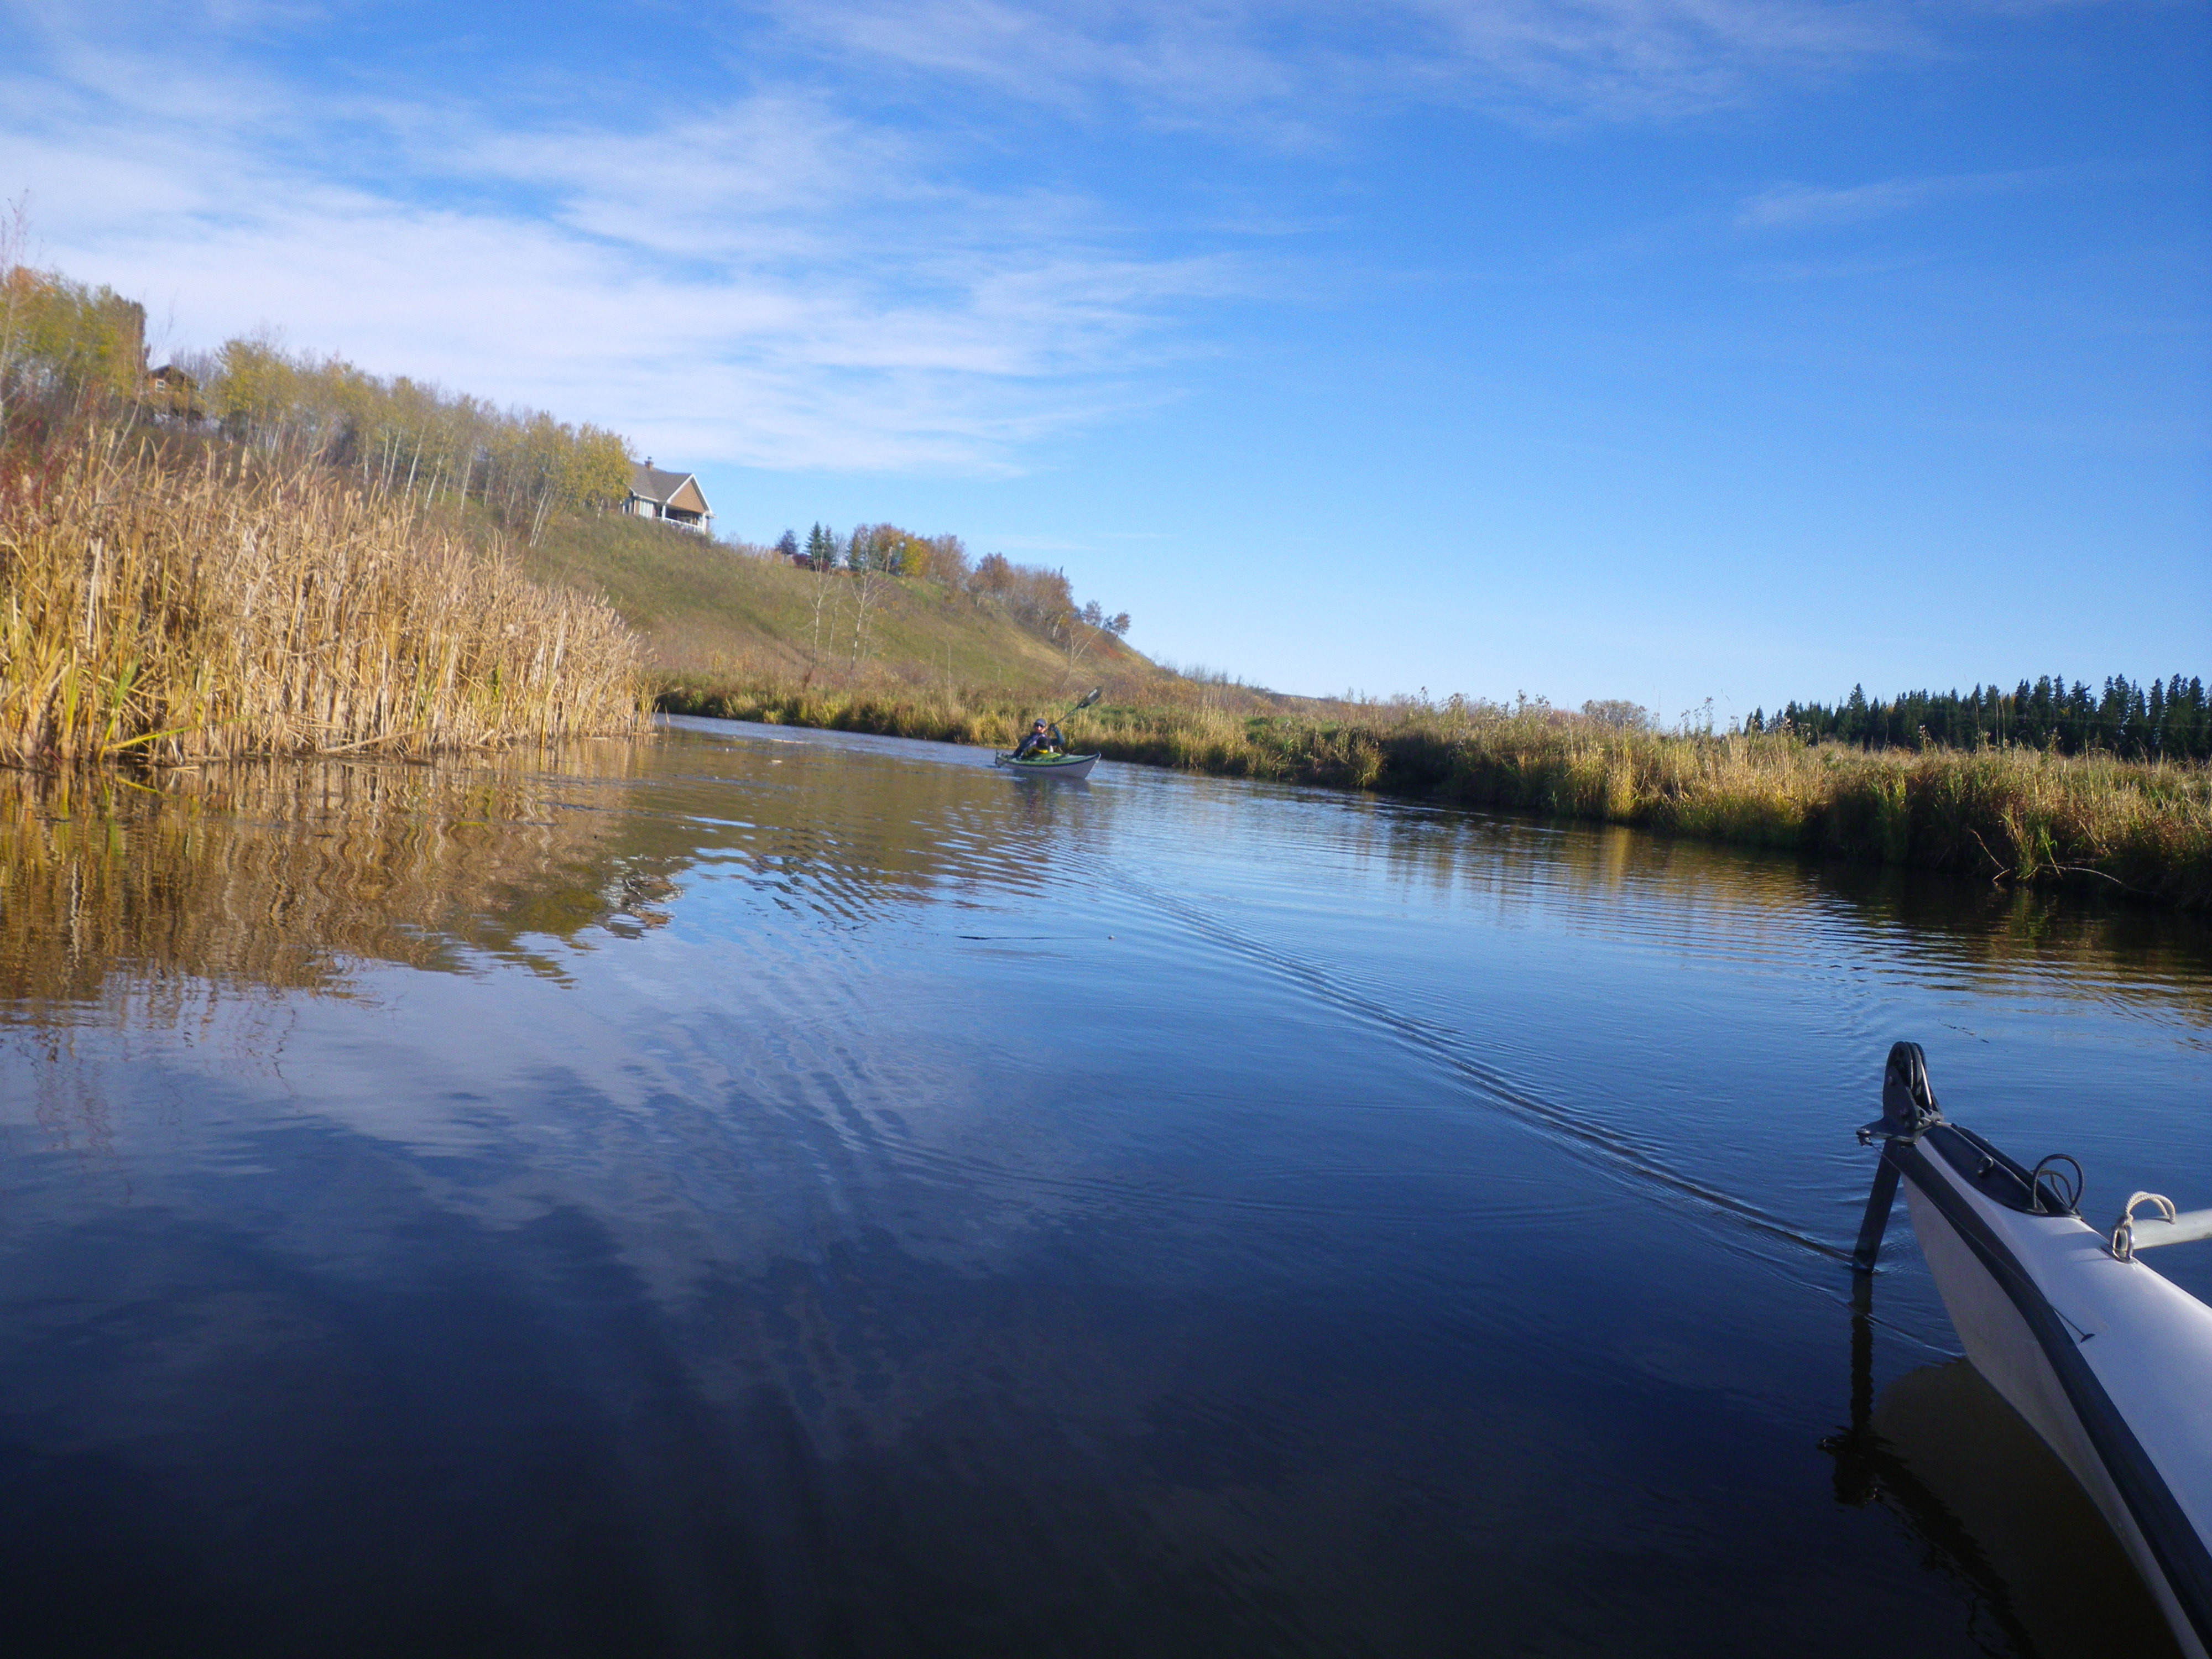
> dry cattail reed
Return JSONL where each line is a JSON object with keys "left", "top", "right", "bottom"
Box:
{"left": 1, "top": 428, "right": 647, "bottom": 765}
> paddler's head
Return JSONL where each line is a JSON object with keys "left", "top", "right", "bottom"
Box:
{"left": 1033, "top": 719, "right": 1047, "bottom": 732}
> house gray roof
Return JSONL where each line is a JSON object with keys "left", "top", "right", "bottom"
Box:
{"left": 628, "top": 463, "right": 697, "bottom": 507}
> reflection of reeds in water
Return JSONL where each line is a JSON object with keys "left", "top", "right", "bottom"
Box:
{"left": 1062, "top": 749, "right": 2212, "bottom": 1018}
{"left": 0, "top": 429, "right": 647, "bottom": 765}
{"left": 0, "top": 748, "right": 670, "bottom": 1016}
{"left": 1353, "top": 796, "right": 2212, "bottom": 1014}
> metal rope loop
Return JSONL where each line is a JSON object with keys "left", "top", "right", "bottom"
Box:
{"left": 2111, "top": 1191, "right": 2178, "bottom": 1262}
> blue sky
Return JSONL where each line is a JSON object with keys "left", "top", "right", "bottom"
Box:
{"left": 4, "top": 0, "right": 2205, "bottom": 714}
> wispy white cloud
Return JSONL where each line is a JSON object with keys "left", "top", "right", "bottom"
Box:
{"left": 767, "top": 0, "right": 1944, "bottom": 127}
{"left": 0, "top": 15, "right": 1246, "bottom": 473}
{"left": 0, "top": 0, "right": 2115, "bottom": 479}
{"left": 1409, "top": 0, "right": 1926, "bottom": 117}
{"left": 1736, "top": 169, "right": 2047, "bottom": 229}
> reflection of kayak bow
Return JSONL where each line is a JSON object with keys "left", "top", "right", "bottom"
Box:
{"left": 994, "top": 752, "right": 1099, "bottom": 779}
{"left": 1825, "top": 1350, "right": 2181, "bottom": 1657}
{"left": 1851, "top": 1041, "right": 2212, "bottom": 1659}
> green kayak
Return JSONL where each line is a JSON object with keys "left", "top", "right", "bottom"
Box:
{"left": 994, "top": 751, "right": 1099, "bottom": 779}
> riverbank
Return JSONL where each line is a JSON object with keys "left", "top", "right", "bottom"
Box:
{"left": 0, "top": 427, "right": 646, "bottom": 766}
{"left": 659, "top": 681, "right": 2212, "bottom": 910}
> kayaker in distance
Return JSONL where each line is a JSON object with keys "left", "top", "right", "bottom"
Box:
{"left": 1013, "top": 719, "right": 1063, "bottom": 760}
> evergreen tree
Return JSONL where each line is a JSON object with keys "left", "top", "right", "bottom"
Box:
{"left": 1747, "top": 671, "right": 2208, "bottom": 758}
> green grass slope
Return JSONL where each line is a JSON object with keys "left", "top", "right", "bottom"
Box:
{"left": 519, "top": 512, "right": 1165, "bottom": 700}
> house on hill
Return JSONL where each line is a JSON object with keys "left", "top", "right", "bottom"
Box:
{"left": 146, "top": 363, "right": 204, "bottom": 424}
{"left": 623, "top": 462, "right": 713, "bottom": 533}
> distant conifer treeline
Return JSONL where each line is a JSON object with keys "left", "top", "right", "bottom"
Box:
{"left": 1747, "top": 675, "right": 2210, "bottom": 761}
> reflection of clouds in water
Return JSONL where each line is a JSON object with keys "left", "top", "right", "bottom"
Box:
{"left": 8, "top": 989, "right": 304, "bottom": 1168}
{"left": 10, "top": 718, "right": 2209, "bottom": 1259}
{"left": 3, "top": 993, "right": 1186, "bottom": 1474}
{"left": 6, "top": 726, "right": 2209, "bottom": 1343}
{"left": 5, "top": 717, "right": 2211, "bottom": 1651}
{"left": 0, "top": 747, "right": 679, "bottom": 1166}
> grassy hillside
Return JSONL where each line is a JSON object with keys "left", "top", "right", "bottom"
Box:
{"left": 518, "top": 509, "right": 1179, "bottom": 704}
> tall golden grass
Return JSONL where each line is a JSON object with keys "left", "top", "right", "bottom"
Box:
{"left": 664, "top": 679, "right": 2212, "bottom": 909}
{"left": 0, "top": 427, "right": 647, "bottom": 766}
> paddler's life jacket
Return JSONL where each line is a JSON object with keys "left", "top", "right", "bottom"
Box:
{"left": 1014, "top": 724, "right": 1064, "bottom": 759}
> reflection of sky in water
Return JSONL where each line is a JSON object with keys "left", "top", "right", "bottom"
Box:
{"left": 2, "top": 719, "right": 2208, "bottom": 1656}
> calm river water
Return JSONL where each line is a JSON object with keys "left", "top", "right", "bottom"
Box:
{"left": 3, "top": 717, "right": 2209, "bottom": 1657}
